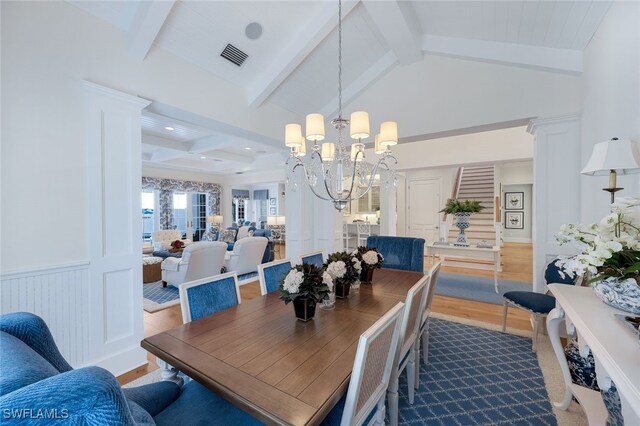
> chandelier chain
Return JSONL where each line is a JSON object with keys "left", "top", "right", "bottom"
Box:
{"left": 338, "top": 0, "right": 342, "bottom": 121}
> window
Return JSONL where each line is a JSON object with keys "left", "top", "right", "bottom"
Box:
{"left": 141, "top": 191, "right": 156, "bottom": 242}
{"left": 173, "top": 193, "right": 188, "bottom": 238}
{"left": 191, "top": 193, "right": 207, "bottom": 241}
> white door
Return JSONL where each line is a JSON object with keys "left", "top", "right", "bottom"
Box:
{"left": 172, "top": 192, "right": 208, "bottom": 241}
{"left": 407, "top": 178, "right": 441, "bottom": 243}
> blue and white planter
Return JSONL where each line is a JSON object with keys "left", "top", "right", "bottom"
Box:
{"left": 592, "top": 277, "right": 640, "bottom": 315}
{"left": 453, "top": 213, "right": 472, "bottom": 247}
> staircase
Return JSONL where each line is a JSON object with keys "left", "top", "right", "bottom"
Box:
{"left": 448, "top": 165, "right": 497, "bottom": 245}
{"left": 443, "top": 165, "right": 501, "bottom": 271}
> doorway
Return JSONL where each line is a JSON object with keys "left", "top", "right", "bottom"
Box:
{"left": 172, "top": 192, "right": 208, "bottom": 241}
{"left": 407, "top": 178, "right": 441, "bottom": 244}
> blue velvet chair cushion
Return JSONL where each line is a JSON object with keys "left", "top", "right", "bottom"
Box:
{"left": 0, "top": 332, "right": 60, "bottom": 396}
{"left": 503, "top": 291, "right": 556, "bottom": 314}
{"left": 154, "top": 380, "right": 262, "bottom": 426}
{"left": 122, "top": 381, "right": 181, "bottom": 417}
{"left": 545, "top": 261, "right": 577, "bottom": 285}
{"left": 301, "top": 254, "right": 323, "bottom": 268}
{"left": 366, "top": 236, "right": 425, "bottom": 273}
{"left": 262, "top": 261, "right": 292, "bottom": 294}
{"left": 186, "top": 276, "right": 239, "bottom": 321}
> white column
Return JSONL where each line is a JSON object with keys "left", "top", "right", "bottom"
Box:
{"left": 284, "top": 169, "right": 314, "bottom": 262}
{"left": 312, "top": 196, "right": 343, "bottom": 256}
{"left": 380, "top": 182, "right": 397, "bottom": 236}
{"left": 84, "top": 81, "right": 150, "bottom": 375}
{"left": 527, "top": 113, "right": 581, "bottom": 293}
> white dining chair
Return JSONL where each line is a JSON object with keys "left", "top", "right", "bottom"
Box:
{"left": 356, "top": 222, "right": 371, "bottom": 247}
{"left": 257, "top": 258, "right": 293, "bottom": 296}
{"left": 178, "top": 272, "right": 241, "bottom": 323}
{"left": 414, "top": 263, "right": 441, "bottom": 389}
{"left": 343, "top": 223, "right": 357, "bottom": 251}
{"left": 387, "top": 275, "right": 430, "bottom": 426}
{"left": 300, "top": 251, "right": 324, "bottom": 268}
{"left": 319, "top": 303, "right": 405, "bottom": 426}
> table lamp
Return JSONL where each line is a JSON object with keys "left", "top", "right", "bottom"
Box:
{"left": 267, "top": 216, "right": 277, "bottom": 227}
{"left": 581, "top": 137, "right": 640, "bottom": 203}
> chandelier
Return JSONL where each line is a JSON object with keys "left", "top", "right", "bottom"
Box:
{"left": 284, "top": 0, "right": 397, "bottom": 211}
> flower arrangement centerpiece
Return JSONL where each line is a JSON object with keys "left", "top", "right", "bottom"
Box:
{"left": 326, "top": 251, "right": 361, "bottom": 299}
{"left": 555, "top": 197, "right": 640, "bottom": 314}
{"left": 169, "top": 240, "right": 185, "bottom": 252}
{"left": 355, "top": 246, "right": 384, "bottom": 283}
{"left": 439, "top": 199, "right": 485, "bottom": 247}
{"left": 280, "top": 263, "right": 332, "bottom": 321}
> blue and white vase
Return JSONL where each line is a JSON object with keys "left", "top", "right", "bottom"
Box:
{"left": 592, "top": 277, "right": 640, "bottom": 315}
{"left": 453, "top": 213, "right": 472, "bottom": 247}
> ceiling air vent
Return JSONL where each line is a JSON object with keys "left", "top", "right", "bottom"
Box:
{"left": 220, "top": 44, "right": 248, "bottom": 67}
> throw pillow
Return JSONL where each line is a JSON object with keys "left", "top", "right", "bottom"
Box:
{"left": 219, "top": 229, "right": 236, "bottom": 244}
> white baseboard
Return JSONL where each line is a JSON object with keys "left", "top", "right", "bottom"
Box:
{"left": 92, "top": 346, "right": 148, "bottom": 378}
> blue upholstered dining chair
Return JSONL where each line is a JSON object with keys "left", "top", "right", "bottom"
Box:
{"left": 388, "top": 275, "right": 430, "bottom": 426}
{"left": 366, "top": 236, "right": 425, "bottom": 273}
{"left": 300, "top": 251, "right": 324, "bottom": 268}
{"left": 179, "top": 272, "right": 242, "bottom": 323}
{"left": 257, "top": 259, "right": 293, "bottom": 296}
{"left": 414, "top": 262, "right": 441, "bottom": 388}
{"left": 0, "top": 312, "right": 261, "bottom": 426}
{"left": 502, "top": 259, "right": 577, "bottom": 351}
{"left": 320, "top": 303, "right": 405, "bottom": 426}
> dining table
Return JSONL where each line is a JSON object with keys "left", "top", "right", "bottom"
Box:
{"left": 141, "top": 268, "right": 427, "bottom": 426}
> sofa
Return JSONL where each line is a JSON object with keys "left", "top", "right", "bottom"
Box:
{"left": 151, "top": 230, "right": 191, "bottom": 251}
{"left": 225, "top": 236, "right": 268, "bottom": 276}
{"left": 161, "top": 241, "right": 227, "bottom": 288}
{"left": 0, "top": 312, "right": 260, "bottom": 425}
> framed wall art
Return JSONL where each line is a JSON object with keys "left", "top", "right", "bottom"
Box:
{"left": 505, "top": 211, "right": 524, "bottom": 229}
{"left": 269, "top": 207, "right": 277, "bottom": 216}
{"left": 505, "top": 192, "right": 524, "bottom": 210}
{"left": 269, "top": 198, "right": 276, "bottom": 206}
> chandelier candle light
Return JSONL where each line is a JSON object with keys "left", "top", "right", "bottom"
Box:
{"left": 284, "top": 0, "right": 398, "bottom": 211}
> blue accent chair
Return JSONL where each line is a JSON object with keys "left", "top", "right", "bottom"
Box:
{"left": 178, "top": 272, "right": 241, "bottom": 323}
{"left": 502, "top": 259, "right": 576, "bottom": 351}
{"left": 300, "top": 251, "right": 323, "bottom": 268}
{"left": 253, "top": 229, "right": 274, "bottom": 263}
{"left": 258, "top": 259, "right": 293, "bottom": 296}
{"left": 0, "top": 312, "right": 261, "bottom": 425}
{"left": 366, "top": 236, "right": 425, "bottom": 273}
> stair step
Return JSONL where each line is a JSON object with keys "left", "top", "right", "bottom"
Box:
{"left": 459, "top": 181, "right": 494, "bottom": 186}
{"left": 464, "top": 167, "right": 494, "bottom": 172}
{"left": 449, "top": 229, "right": 496, "bottom": 235}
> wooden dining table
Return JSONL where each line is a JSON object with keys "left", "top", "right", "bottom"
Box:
{"left": 141, "top": 268, "right": 426, "bottom": 426}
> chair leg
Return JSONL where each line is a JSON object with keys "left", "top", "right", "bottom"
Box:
{"left": 387, "top": 375, "right": 399, "bottom": 426}
{"left": 407, "top": 350, "right": 416, "bottom": 404}
{"left": 501, "top": 299, "right": 509, "bottom": 332}
{"left": 414, "top": 339, "right": 420, "bottom": 390}
{"left": 532, "top": 314, "right": 539, "bottom": 352}
{"left": 422, "top": 325, "right": 429, "bottom": 363}
{"left": 375, "top": 397, "right": 385, "bottom": 426}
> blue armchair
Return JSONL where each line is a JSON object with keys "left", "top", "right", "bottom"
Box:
{"left": 0, "top": 312, "right": 261, "bottom": 425}
{"left": 366, "top": 236, "right": 425, "bottom": 273}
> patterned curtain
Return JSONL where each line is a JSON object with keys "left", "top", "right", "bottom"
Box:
{"left": 141, "top": 177, "right": 223, "bottom": 230}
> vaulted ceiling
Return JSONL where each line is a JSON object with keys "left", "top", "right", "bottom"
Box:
{"left": 68, "top": 0, "right": 611, "bottom": 175}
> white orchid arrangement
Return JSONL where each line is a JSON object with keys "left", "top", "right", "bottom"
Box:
{"left": 354, "top": 246, "right": 384, "bottom": 269}
{"left": 325, "top": 251, "right": 361, "bottom": 285}
{"left": 279, "top": 263, "right": 332, "bottom": 305}
{"left": 555, "top": 197, "right": 640, "bottom": 283}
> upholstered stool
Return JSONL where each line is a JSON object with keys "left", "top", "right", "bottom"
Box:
{"left": 143, "top": 256, "right": 163, "bottom": 283}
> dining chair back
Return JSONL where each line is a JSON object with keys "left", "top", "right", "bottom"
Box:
{"left": 300, "top": 251, "right": 324, "bottom": 268}
{"left": 356, "top": 223, "right": 371, "bottom": 247}
{"left": 179, "top": 272, "right": 241, "bottom": 323}
{"left": 257, "top": 259, "right": 293, "bottom": 296}
{"left": 415, "top": 263, "right": 441, "bottom": 388}
{"left": 387, "top": 275, "right": 430, "bottom": 426}
{"left": 366, "top": 236, "right": 425, "bottom": 273}
{"left": 319, "top": 303, "right": 405, "bottom": 426}
{"left": 343, "top": 223, "right": 357, "bottom": 252}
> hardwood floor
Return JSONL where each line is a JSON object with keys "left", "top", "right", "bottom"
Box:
{"left": 118, "top": 242, "right": 533, "bottom": 385}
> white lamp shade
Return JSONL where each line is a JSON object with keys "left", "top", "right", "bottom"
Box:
{"left": 293, "top": 138, "right": 306, "bottom": 156}
{"left": 213, "top": 215, "right": 223, "bottom": 224}
{"left": 306, "top": 114, "right": 325, "bottom": 141}
{"left": 207, "top": 215, "right": 215, "bottom": 223}
{"left": 266, "top": 216, "right": 276, "bottom": 226}
{"left": 277, "top": 215, "right": 286, "bottom": 225}
{"left": 321, "top": 142, "right": 335, "bottom": 161}
{"left": 581, "top": 138, "right": 640, "bottom": 175}
{"left": 350, "top": 111, "right": 370, "bottom": 139}
{"left": 374, "top": 134, "right": 386, "bottom": 154}
{"left": 350, "top": 143, "right": 364, "bottom": 161}
{"left": 285, "top": 124, "right": 302, "bottom": 147}
{"left": 379, "top": 121, "right": 398, "bottom": 146}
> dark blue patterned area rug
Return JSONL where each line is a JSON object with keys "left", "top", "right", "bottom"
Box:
{"left": 435, "top": 273, "right": 532, "bottom": 305}
{"left": 396, "top": 318, "right": 556, "bottom": 425}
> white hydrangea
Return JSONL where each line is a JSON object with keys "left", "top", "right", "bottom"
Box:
{"left": 352, "top": 258, "right": 362, "bottom": 273}
{"left": 283, "top": 269, "right": 304, "bottom": 294}
{"left": 323, "top": 271, "right": 334, "bottom": 291}
{"left": 327, "top": 260, "right": 347, "bottom": 279}
{"left": 362, "top": 251, "right": 379, "bottom": 266}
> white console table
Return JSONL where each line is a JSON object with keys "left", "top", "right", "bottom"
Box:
{"left": 426, "top": 243, "right": 501, "bottom": 292}
{"left": 547, "top": 284, "right": 640, "bottom": 425}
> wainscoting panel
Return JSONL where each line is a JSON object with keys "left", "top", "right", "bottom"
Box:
{"left": 0, "top": 262, "right": 91, "bottom": 367}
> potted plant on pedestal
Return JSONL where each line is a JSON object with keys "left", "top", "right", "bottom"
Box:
{"left": 279, "top": 263, "right": 332, "bottom": 321}
{"left": 355, "top": 246, "right": 384, "bottom": 283}
{"left": 439, "top": 199, "right": 486, "bottom": 247}
{"left": 326, "top": 251, "right": 361, "bottom": 298}
{"left": 555, "top": 197, "right": 640, "bottom": 314}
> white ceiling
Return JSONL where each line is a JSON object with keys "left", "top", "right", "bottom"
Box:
{"left": 67, "top": 0, "right": 612, "bottom": 176}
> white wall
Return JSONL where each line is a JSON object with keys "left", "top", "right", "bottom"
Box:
{"left": 0, "top": 1, "right": 299, "bottom": 271}
{"left": 580, "top": 0, "right": 640, "bottom": 222}
{"left": 498, "top": 161, "right": 534, "bottom": 185}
